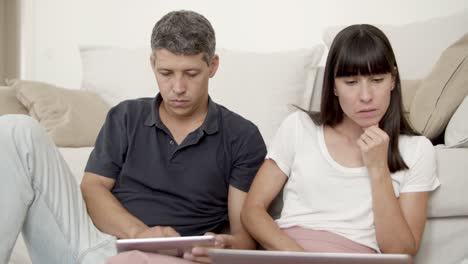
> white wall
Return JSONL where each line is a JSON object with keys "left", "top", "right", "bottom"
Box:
{"left": 20, "top": 0, "right": 468, "bottom": 89}
{"left": 0, "top": 0, "right": 5, "bottom": 83}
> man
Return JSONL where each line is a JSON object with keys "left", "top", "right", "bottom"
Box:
{"left": 0, "top": 10, "right": 266, "bottom": 264}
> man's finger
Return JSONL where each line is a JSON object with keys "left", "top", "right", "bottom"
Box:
{"left": 183, "top": 252, "right": 212, "bottom": 264}
{"left": 192, "top": 246, "right": 210, "bottom": 256}
{"left": 163, "top": 227, "right": 180, "bottom": 237}
{"left": 215, "top": 234, "right": 235, "bottom": 248}
{"left": 191, "top": 256, "right": 212, "bottom": 264}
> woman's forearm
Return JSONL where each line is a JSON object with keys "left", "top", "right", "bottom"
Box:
{"left": 369, "top": 167, "right": 418, "bottom": 255}
{"left": 241, "top": 204, "right": 303, "bottom": 251}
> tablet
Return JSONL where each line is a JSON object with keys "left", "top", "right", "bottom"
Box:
{"left": 209, "top": 249, "right": 413, "bottom": 264}
{"left": 116, "top": 235, "right": 216, "bottom": 256}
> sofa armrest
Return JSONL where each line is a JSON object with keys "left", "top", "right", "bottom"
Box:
{"left": 427, "top": 146, "right": 468, "bottom": 218}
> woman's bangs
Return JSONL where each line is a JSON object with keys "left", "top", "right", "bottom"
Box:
{"left": 334, "top": 35, "right": 392, "bottom": 77}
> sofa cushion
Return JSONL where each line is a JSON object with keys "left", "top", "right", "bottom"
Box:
{"left": 427, "top": 147, "right": 468, "bottom": 218}
{"left": 415, "top": 218, "right": 468, "bottom": 264}
{"left": 209, "top": 47, "right": 323, "bottom": 144}
{"left": 0, "top": 86, "right": 28, "bottom": 116}
{"left": 444, "top": 96, "right": 468, "bottom": 148}
{"left": 58, "top": 147, "right": 94, "bottom": 182}
{"left": 322, "top": 10, "right": 468, "bottom": 80}
{"left": 409, "top": 34, "right": 468, "bottom": 140}
{"left": 13, "top": 80, "right": 110, "bottom": 147}
{"left": 81, "top": 47, "right": 157, "bottom": 107}
{"left": 81, "top": 46, "right": 324, "bottom": 144}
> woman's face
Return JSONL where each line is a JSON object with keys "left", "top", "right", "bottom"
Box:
{"left": 334, "top": 73, "right": 395, "bottom": 128}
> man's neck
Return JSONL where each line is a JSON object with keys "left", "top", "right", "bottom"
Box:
{"left": 158, "top": 100, "right": 209, "bottom": 144}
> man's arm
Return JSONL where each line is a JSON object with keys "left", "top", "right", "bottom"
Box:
{"left": 225, "top": 185, "right": 257, "bottom": 249}
{"left": 184, "top": 185, "right": 257, "bottom": 264}
{"left": 81, "top": 172, "right": 179, "bottom": 239}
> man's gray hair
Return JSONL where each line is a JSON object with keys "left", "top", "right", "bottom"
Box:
{"left": 151, "top": 10, "right": 216, "bottom": 64}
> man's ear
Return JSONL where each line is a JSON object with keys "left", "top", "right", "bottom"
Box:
{"left": 150, "top": 53, "right": 156, "bottom": 70}
{"left": 209, "top": 55, "right": 219, "bottom": 78}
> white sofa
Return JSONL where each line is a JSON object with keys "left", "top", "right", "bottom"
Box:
{"left": 6, "top": 12, "right": 468, "bottom": 264}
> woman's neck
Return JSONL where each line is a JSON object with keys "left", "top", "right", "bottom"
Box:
{"left": 331, "top": 117, "right": 365, "bottom": 143}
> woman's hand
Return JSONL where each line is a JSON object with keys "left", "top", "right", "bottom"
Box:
{"left": 183, "top": 232, "right": 234, "bottom": 263}
{"left": 357, "top": 125, "right": 390, "bottom": 174}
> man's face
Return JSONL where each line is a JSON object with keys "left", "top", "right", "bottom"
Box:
{"left": 151, "top": 49, "right": 219, "bottom": 118}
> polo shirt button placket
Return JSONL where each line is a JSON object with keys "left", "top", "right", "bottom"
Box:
{"left": 168, "top": 139, "right": 178, "bottom": 160}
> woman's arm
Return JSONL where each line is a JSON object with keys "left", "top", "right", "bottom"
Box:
{"left": 241, "top": 160, "right": 304, "bottom": 251}
{"left": 358, "top": 126, "right": 428, "bottom": 255}
{"left": 368, "top": 167, "right": 428, "bottom": 255}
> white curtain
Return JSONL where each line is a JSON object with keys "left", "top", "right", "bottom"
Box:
{"left": 18, "top": 0, "right": 35, "bottom": 80}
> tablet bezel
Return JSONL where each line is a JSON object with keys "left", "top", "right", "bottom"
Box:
{"left": 208, "top": 249, "right": 413, "bottom": 264}
{"left": 116, "top": 235, "right": 216, "bottom": 254}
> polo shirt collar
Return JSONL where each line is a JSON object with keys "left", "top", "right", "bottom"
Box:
{"left": 202, "top": 97, "right": 219, "bottom": 135}
{"left": 144, "top": 93, "right": 219, "bottom": 135}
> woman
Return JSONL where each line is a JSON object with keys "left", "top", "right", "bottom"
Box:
{"left": 241, "top": 24, "right": 440, "bottom": 255}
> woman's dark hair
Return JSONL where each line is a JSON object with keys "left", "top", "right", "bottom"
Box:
{"left": 309, "top": 24, "right": 418, "bottom": 172}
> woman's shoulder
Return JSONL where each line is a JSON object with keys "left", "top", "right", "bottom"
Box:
{"left": 283, "top": 110, "right": 320, "bottom": 129}
{"left": 399, "top": 135, "right": 433, "bottom": 149}
{"left": 398, "top": 135, "right": 435, "bottom": 163}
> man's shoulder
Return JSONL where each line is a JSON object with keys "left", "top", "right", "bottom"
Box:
{"left": 215, "top": 103, "right": 259, "bottom": 135}
{"left": 215, "top": 102, "right": 266, "bottom": 160}
{"left": 108, "top": 97, "right": 154, "bottom": 116}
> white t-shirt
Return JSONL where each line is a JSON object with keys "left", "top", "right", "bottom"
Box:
{"left": 267, "top": 111, "right": 440, "bottom": 252}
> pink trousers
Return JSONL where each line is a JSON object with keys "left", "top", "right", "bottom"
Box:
{"left": 106, "top": 250, "right": 193, "bottom": 264}
{"left": 282, "top": 226, "right": 376, "bottom": 253}
{"left": 106, "top": 227, "right": 376, "bottom": 263}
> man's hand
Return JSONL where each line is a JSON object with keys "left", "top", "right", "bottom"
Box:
{"left": 357, "top": 125, "right": 390, "bottom": 174}
{"left": 183, "top": 232, "right": 235, "bottom": 264}
{"left": 134, "top": 226, "right": 181, "bottom": 238}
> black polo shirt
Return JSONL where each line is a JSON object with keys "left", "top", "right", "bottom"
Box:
{"left": 85, "top": 94, "right": 266, "bottom": 236}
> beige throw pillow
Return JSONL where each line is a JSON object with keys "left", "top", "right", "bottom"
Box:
{"left": 400, "top": 80, "right": 421, "bottom": 114}
{"left": 445, "top": 96, "right": 468, "bottom": 148}
{"left": 13, "top": 80, "right": 110, "bottom": 147}
{"left": 0, "top": 86, "right": 28, "bottom": 116}
{"left": 409, "top": 34, "right": 468, "bottom": 140}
